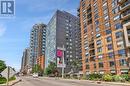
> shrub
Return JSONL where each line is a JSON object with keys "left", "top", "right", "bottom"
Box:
{"left": 0, "top": 77, "right": 6, "bottom": 84}
{"left": 120, "top": 74, "right": 129, "bottom": 81}
{"left": 88, "top": 73, "right": 102, "bottom": 81}
{"left": 9, "top": 76, "right": 16, "bottom": 81}
{"left": 102, "top": 74, "right": 113, "bottom": 81}
{"left": 113, "top": 75, "right": 122, "bottom": 82}
{"left": 81, "top": 75, "right": 87, "bottom": 80}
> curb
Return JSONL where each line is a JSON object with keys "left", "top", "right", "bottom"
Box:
{"left": 42, "top": 77, "right": 130, "bottom": 86}
{"left": 10, "top": 79, "right": 22, "bottom": 86}
{"left": 0, "top": 79, "right": 22, "bottom": 86}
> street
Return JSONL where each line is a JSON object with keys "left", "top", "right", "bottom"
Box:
{"left": 13, "top": 77, "right": 124, "bottom": 86}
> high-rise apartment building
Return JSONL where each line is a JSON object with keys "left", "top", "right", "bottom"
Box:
{"left": 45, "top": 10, "right": 82, "bottom": 73}
{"left": 30, "top": 23, "right": 46, "bottom": 70}
{"left": 79, "top": 0, "right": 130, "bottom": 75}
{"left": 20, "top": 48, "right": 30, "bottom": 74}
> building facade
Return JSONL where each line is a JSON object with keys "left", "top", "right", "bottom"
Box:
{"left": 20, "top": 48, "right": 30, "bottom": 74}
{"left": 30, "top": 23, "right": 46, "bottom": 70}
{"left": 80, "top": 0, "right": 130, "bottom": 75}
{"left": 45, "top": 10, "right": 82, "bottom": 73}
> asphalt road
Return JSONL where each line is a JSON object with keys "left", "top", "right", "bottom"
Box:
{"left": 13, "top": 77, "right": 124, "bottom": 86}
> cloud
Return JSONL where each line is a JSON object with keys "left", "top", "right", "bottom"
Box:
{"left": 0, "top": 24, "right": 6, "bottom": 37}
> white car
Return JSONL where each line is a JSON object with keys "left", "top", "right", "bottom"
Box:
{"left": 33, "top": 73, "right": 38, "bottom": 78}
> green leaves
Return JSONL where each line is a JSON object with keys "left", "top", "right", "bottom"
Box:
{"left": 0, "top": 60, "right": 6, "bottom": 73}
{"left": 44, "top": 62, "right": 57, "bottom": 76}
{"left": 32, "top": 64, "right": 42, "bottom": 73}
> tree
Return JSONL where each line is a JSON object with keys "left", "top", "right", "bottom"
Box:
{"left": 71, "top": 59, "right": 81, "bottom": 71}
{"left": 45, "top": 62, "right": 57, "bottom": 76}
{"left": 0, "top": 60, "right": 6, "bottom": 73}
{"left": 32, "top": 64, "right": 42, "bottom": 73}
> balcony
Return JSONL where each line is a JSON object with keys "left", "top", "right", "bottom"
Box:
{"left": 120, "top": 1, "right": 130, "bottom": 12}
{"left": 127, "top": 29, "right": 130, "bottom": 36}
{"left": 123, "top": 22, "right": 130, "bottom": 47}
{"left": 118, "top": 0, "right": 127, "bottom": 4}
{"left": 121, "top": 9, "right": 130, "bottom": 20}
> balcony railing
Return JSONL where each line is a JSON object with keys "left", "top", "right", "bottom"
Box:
{"left": 122, "top": 9, "right": 130, "bottom": 17}
{"left": 118, "top": 0, "right": 127, "bottom": 4}
{"left": 120, "top": 1, "right": 130, "bottom": 10}
{"left": 127, "top": 30, "right": 130, "bottom": 34}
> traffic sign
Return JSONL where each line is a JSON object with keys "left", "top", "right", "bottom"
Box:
{"left": 1, "top": 67, "right": 16, "bottom": 79}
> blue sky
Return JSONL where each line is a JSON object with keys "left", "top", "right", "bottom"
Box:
{"left": 0, "top": 0, "right": 80, "bottom": 71}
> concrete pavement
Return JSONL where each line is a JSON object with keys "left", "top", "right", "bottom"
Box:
{"left": 13, "top": 76, "right": 129, "bottom": 86}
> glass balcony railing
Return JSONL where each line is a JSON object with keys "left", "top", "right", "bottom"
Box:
{"left": 127, "top": 30, "right": 130, "bottom": 34}
{"left": 122, "top": 9, "right": 130, "bottom": 17}
{"left": 118, "top": 0, "right": 127, "bottom": 4}
{"left": 121, "top": 1, "right": 130, "bottom": 9}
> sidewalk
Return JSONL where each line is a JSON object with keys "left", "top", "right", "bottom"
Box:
{"left": 0, "top": 77, "right": 22, "bottom": 86}
{"left": 41, "top": 77, "right": 130, "bottom": 86}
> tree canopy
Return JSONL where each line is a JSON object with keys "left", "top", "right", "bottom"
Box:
{"left": 44, "top": 62, "right": 57, "bottom": 75}
{"left": 0, "top": 60, "right": 7, "bottom": 73}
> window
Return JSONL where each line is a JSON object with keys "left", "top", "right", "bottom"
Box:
{"left": 94, "top": 13, "right": 99, "bottom": 19}
{"left": 112, "top": 7, "right": 119, "bottom": 14}
{"left": 86, "top": 64, "right": 90, "bottom": 69}
{"left": 105, "top": 22, "right": 110, "bottom": 27}
{"left": 103, "top": 9, "right": 108, "bottom": 15}
{"left": 108, "top": 52, "right": 114, "bottom": 59}
{"left": 86, "top": 58, "right": 89, "bottom": 62}
{"left": 99, "top": 62, "right": 104, "bottom": 68}
{"left": 97, "top": 47, "right": 102, "bottom": 53}
{"left": 103, "top": 2, "right": 107, "bottom": 10}
{"left": 96, "top": 33, "right": 101, "bottom": 38}
{"left": 106, "top": 29, "right": 111, "bottom": 35}
{"left": 106, "top": 36, "right": 112, "bottom": 42}
{"left": 98, "top": 55, "right": 103, "bottom": 61}
{"left": 113, "top": 15, "right": 120, "bottom": 21}
{"left": 90, "top": 56, "right": 95, "bottom": 61}
{"left": 96, "top": 40, "right": 102, "bottom": 45}
{"left": 94, "top": 8, "right": 98, "bottom": 13}
{"left": 109, "top": 61, "right": 115, "bottom": 67}
{"left": 96, "top": 27, "right": 100, "bottom": 32}
{"left": 94, "top": 63, "right": 96, "bottom": 68}
{"left": 115, "top": 31, "right": 122, "bottom": 39}
{"left": 95, "top": 20, "right": 99, "bottom": 26}
{"left": 104, "top": 15, "right": 109, "bottom": 21}
{"left": 84, "top": 29, "right": 87, "bottom": 33}
{"left": 116, "top": 40, "right": 124, "bottom": 48}
{"left": 120, "top": 59, "right": 127, "bottom": 66}
{"left": 115, "top": 23, "right": 122, "bottom": 30}
{"left": 118, "top": 49, "right": 126, "bottom": 55}
{"left": 112, "top": 0, "right": 117, "bottom": 8}
{"left": 103, "top": 2, "right": 107, "bottom": 7}
{"left": 107, "top": 44, "right": 113, "bottom": 50}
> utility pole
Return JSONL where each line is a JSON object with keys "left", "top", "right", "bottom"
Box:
{"left": 7, "top": 66, "right": 9, "bottom": 86}
{"left": 62, "top": 46, "right": 65, "bottom": 78}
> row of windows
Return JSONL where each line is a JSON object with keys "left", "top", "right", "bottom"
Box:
{"left": 86, "top": 59, "right": 128, "bottom": 69}
{"left": 95, "top": 22, "right": 122, "bottom": 33}
{"left": 96, "top": 30, "right": 123, "bottom": 39}
{"left": 86, "top": 49, "right": 126, "bottom": 60}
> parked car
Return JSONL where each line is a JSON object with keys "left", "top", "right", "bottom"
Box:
{"left": 33, "top": 73, "right": 38, "bottom": 78}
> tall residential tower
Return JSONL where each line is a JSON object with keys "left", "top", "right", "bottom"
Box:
{"left": 30, "top": 23, "right": 46, "bottom": 70}
{"left": 45, "top": 10, "right": 82, "bottom": 73}
{"left": 79, "top": 0, "right": 130, "bottom": 75}
{"left": 20, "top": 48, "right": 30, "bottom": 74}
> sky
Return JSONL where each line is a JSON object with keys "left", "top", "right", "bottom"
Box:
{"left": 0, "top": 0, "right": 80, "bottom": 71}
